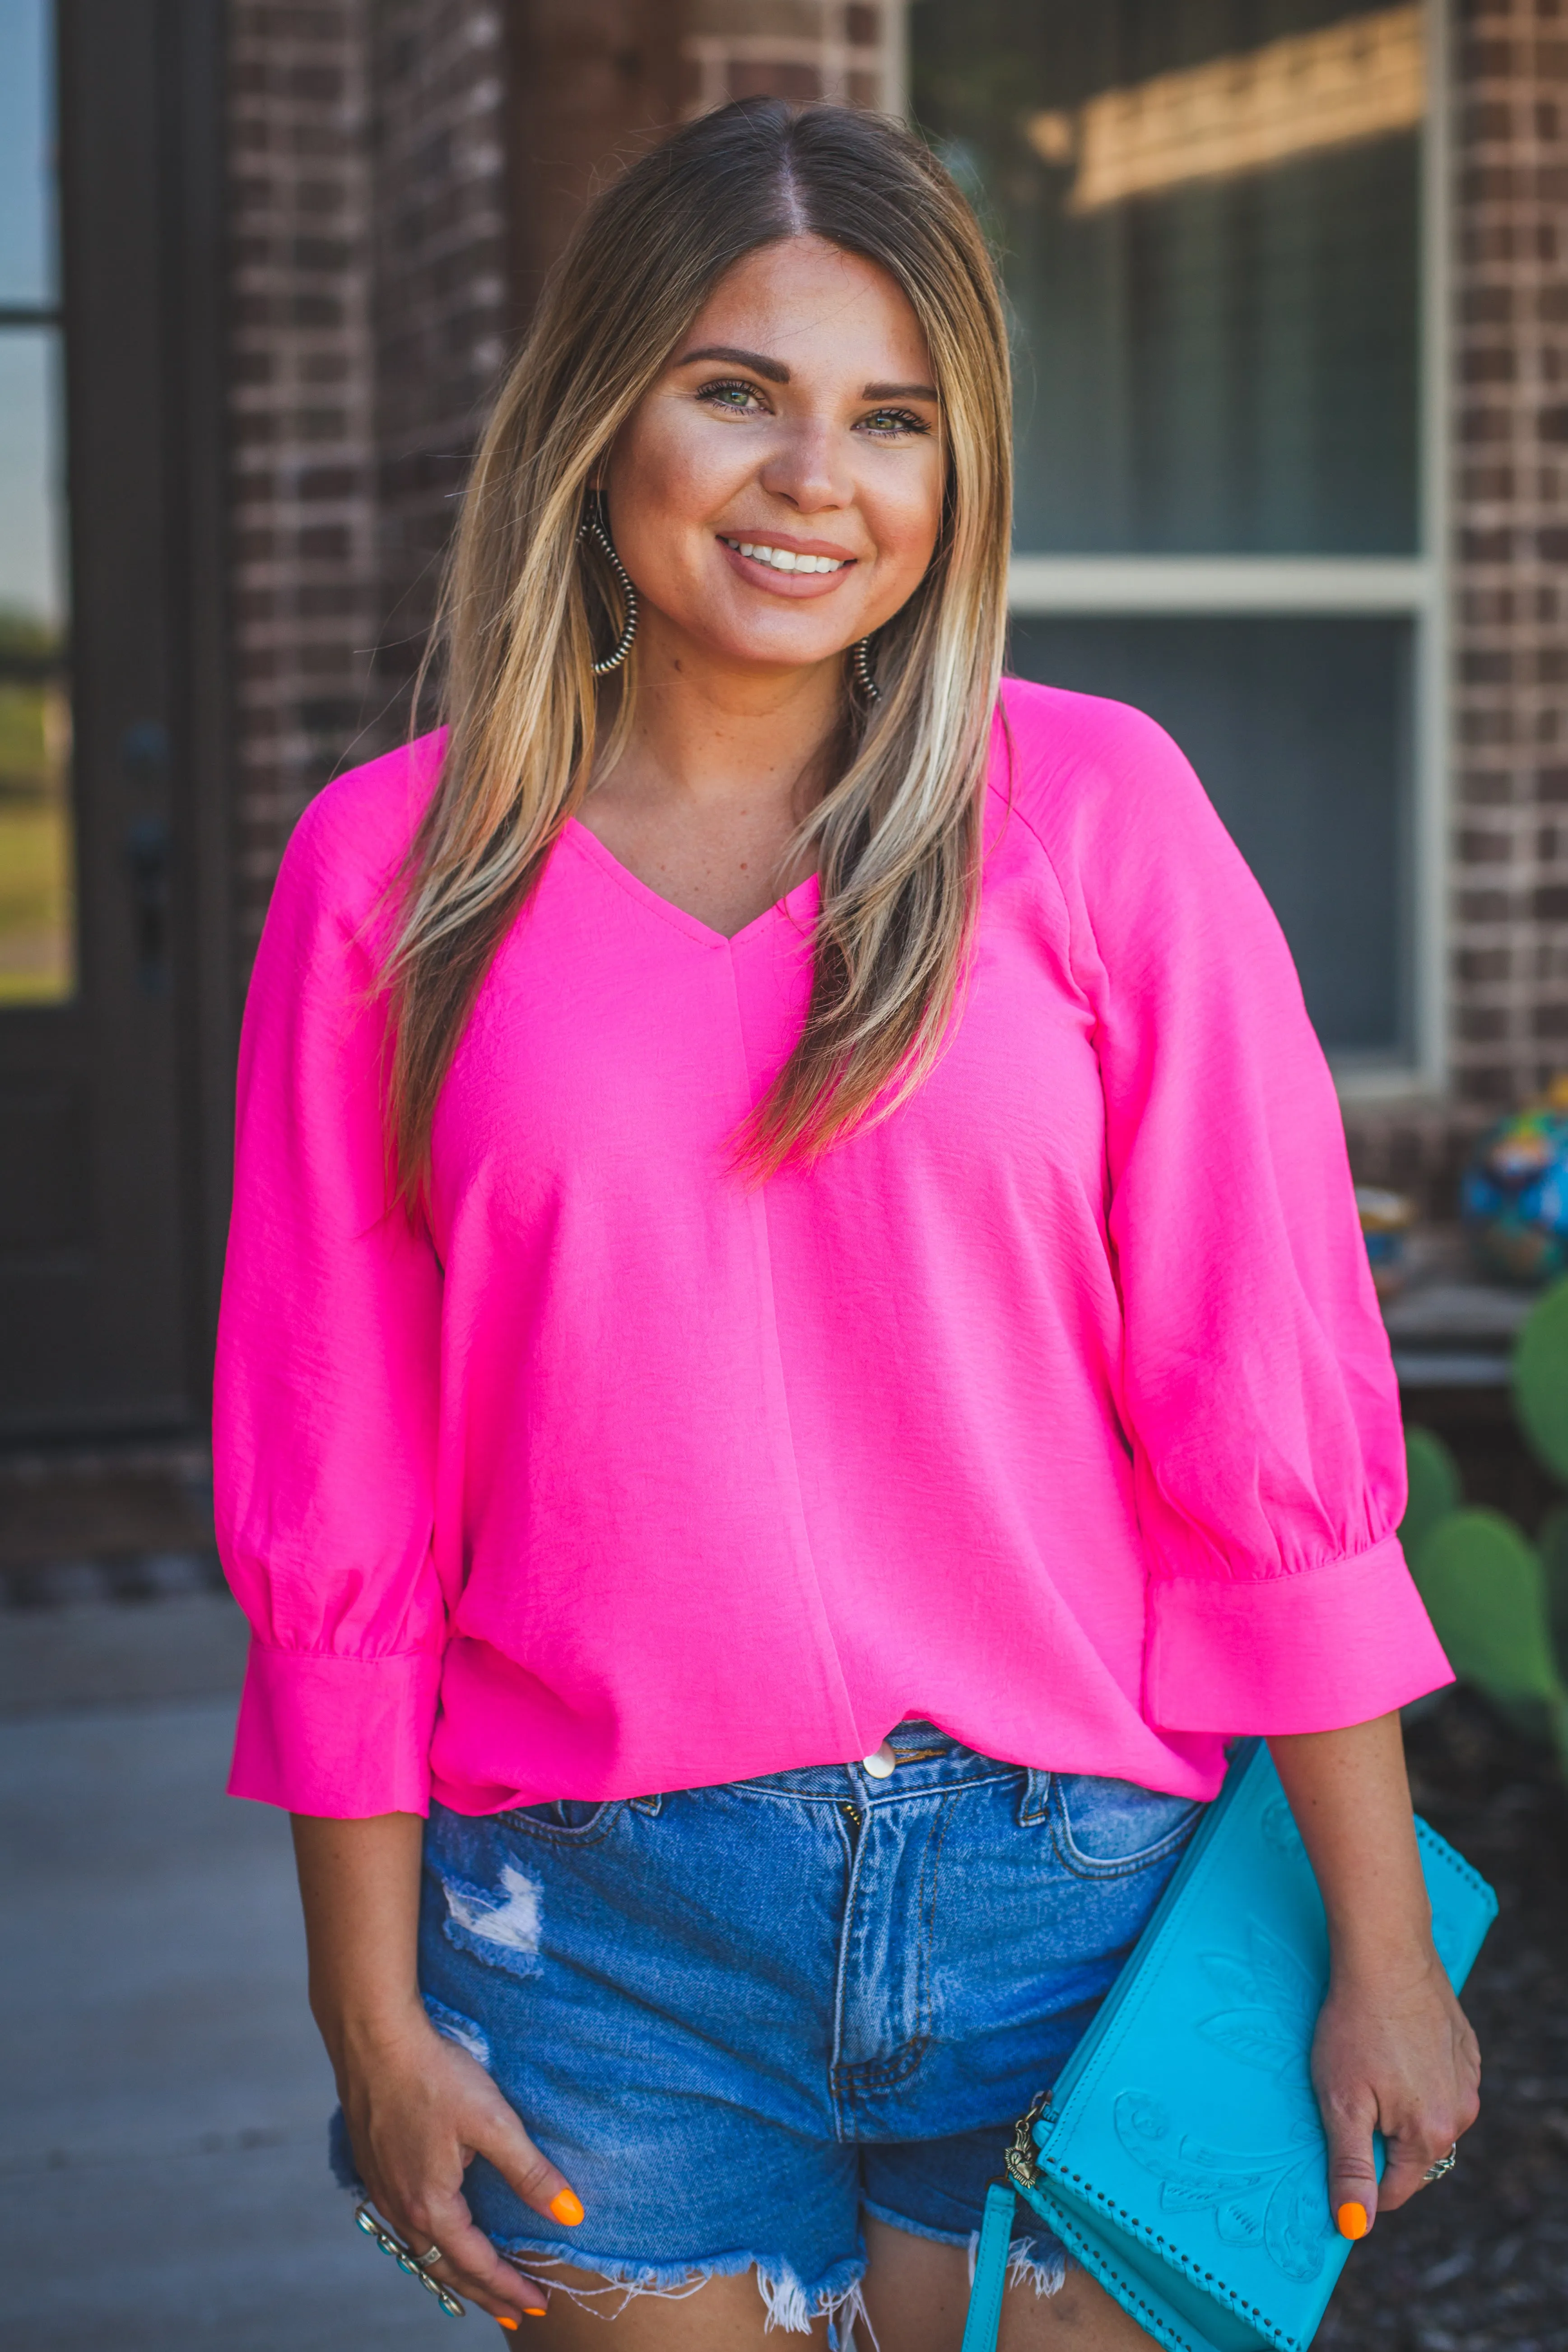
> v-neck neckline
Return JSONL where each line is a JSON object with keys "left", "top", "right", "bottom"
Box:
{"left": 564, "top": 816, "right": 820, "bottom": 950}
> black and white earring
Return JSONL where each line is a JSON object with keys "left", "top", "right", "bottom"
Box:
{"left": 578, "top": 496, "right": 638, "bottom": 676}
{"left": 853, "top": 636, "right": 881, "bottom": 703}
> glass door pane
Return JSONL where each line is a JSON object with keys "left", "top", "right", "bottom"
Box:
{"left": 0, "top": 0, "right": 73, "bottom": 1006}
{"left": 1008, "top": 614, "right": 1414, "bottom": 1059}
{"left": 0, "top": 330, "right": 72, "bottom": 1003}
{"left": 912, "top": 0, "right": 1424, "bottom": 554}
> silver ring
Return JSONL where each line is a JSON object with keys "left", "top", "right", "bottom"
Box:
{"left": 1423, "top": 2144, "right": 1459, "bottom": 2184}
{"left": 355, "top": 2204, "right": 465, "bottom": 2318}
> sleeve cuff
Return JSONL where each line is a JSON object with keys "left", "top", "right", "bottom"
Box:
{"left": 1145, "top": 1531, "right": 1454, "bottom": 1736}
{"left": 227, "top": 1638, "right": 442, "bottom": 1815}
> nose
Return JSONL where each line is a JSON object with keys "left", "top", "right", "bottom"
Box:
{"left": 758, "top": 415, "right": 854, "bottom": 516}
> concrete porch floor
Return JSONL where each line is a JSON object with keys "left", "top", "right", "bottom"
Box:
{"left": 4, "top": 1456, "right": 1566, "bottom": 2352}
{"left": 0, "top": 1591, "right": 452, "bottom": 2350}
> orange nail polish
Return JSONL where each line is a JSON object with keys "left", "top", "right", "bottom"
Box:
{"left": 1337, "top": 2201, "right": 1370, "bottom": 2240}
{"left": 496, "top": 2321, "right": 519, "bottom": 2333}
{"left": 549, "top": 2187, "right": 585, "bottom": 2227}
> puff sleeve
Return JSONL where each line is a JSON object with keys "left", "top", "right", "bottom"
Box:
{"left": 214, "top": 751, "right": 446, "bottom": 1814}
{"left": 1023, "top": 692, "right": 1452, "bottom": 1733}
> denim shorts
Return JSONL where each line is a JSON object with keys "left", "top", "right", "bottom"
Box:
{"left": 333, "top": 1724, "right": 1201, "bottom": 2337}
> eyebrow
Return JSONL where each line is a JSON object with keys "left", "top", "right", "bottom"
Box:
{"left": 677, "top": 344, "right": 790, "bottom": 383}
{"left": 675, "top": 345, "right": 940, "bottom": 403}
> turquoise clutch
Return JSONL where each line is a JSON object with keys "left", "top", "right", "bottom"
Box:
{"left": 960, "top": 1740, "right": 1496, "bottom": 2352}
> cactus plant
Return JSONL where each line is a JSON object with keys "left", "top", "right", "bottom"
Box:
{"left": 1410, "top": 1508, "right": 1568, "bottom": 1749}
{"left": 1397, "top": 1274, "right": 1568, "bottom": 1768}
{"left": 1536, "top": 1503, "right": 1568, "bottom": 1671}
{"left": 1399, "top": 1426, "right": 1461, "bottom": 1572}
{"left": 1512, "top": 1273, "right": 1568, "bottom": 1484}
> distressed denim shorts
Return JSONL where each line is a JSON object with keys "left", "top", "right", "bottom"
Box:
{"left": 333, "top": 1724, "right": 1202, "bottom": 2336}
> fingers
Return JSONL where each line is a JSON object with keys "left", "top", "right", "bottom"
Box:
{"left": 475, "top": 2096, "right": 587, "bottom": 2234}
{"left": 427, "top": 2204, "right": 548, "bottom": 2318}
{"left": 1321, "top": 2087, "right": 1381, "bottom": 2241}
{"left": 368, "top": 2180, "right": 550, "bottom": 2322}
{"left": 343, "top": 2029, "right": 585, "bottom": 2325}
{"left": 363, "top": 2097, "right": 583, "bottom": 2324}
{"left": 1312, "top": 1971, "right": 1483, "bottom": 2240}
{"left": 1372, "top": 2026, "right": 1481, "bottom": 2217}
{"left": 1375, "top": 2100, "right": 1476, "bottom": 2215}
{"left": 1376, "top": 2135, "right": 1441, "bottom": 2215}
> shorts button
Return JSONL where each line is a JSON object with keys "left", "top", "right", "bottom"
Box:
{"left": 861, "top": 1741, "right": 897, "bottom": 1779}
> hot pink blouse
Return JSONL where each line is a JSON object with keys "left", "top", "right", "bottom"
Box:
{"left": 215, "top": 679, "right": 1450, "bottom": 1818}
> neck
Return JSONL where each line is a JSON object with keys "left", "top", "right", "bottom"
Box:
{"left": 600, "top": 610, "right": 847, "bottom": 822}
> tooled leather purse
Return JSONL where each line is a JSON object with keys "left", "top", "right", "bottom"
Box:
{"left": 959, "top": 1739, "right": 1497, "bottom": 2352}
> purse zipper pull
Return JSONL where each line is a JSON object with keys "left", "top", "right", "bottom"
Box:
{"left": 1005, "top": 2088, "right": 1052, "bottom": 2188}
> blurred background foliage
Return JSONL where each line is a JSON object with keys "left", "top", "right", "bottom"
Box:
{"left": 0, "top": 605, "right": 72, "bottom": 1005}
{"left": 1403, "top": 1284, "right": 1568, "bottom": 1768}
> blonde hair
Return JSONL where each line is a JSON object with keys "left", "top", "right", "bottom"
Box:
{"left": 386, "top": 98, "right": 1011, "bottom": 1195}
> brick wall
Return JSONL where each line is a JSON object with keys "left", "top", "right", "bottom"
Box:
{"left": 369, "top": 1, "right": 512, "bottom": 735}
{"left": 223, "top": 0, "right": 909, "bottom": 977}
{"left": 225, "top": 0, "right": 509, "bottom": 976}
{"left": 226, "top": 1, "right": 379, "bottom": 964}
{"left": 507, "top": 1, "right": 687, "bottom": 317}
{"left": 232, "top": 0, "right": 1517, "bottom": 1226}
{"left": 681, "top": 0, "right": 903, "bottom": 114}
{"left": 1448, "top": 0, "right": 1568, "bottom": 1117}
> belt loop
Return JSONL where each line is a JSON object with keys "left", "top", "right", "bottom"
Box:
{"left": 1018, "top": 1766, "right": 1052, "bottom": 1826}
{"left": 629, "top": 1790, "right": 663, "bottom": 1816}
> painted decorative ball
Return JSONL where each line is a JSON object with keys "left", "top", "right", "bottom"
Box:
{"left": 1355, "top": 1186, "right": 1414, "bottom": 1299}
{"left": 1460, "top": 1077, "right": 1568, "bottom": 1284}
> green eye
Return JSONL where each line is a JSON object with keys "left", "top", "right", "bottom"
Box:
{"left": 862, "top": 408, "right": 929, "bottom": 436}
{"left": 699, "top": 378, "right": 763, "bottom": 411}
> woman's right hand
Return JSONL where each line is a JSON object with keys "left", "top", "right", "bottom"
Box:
{"left": 289, "top": 1812, "right": 583, "bottom": 2330}
{"left": 337, "top": 2003, "right": 584, "bottom": 2325}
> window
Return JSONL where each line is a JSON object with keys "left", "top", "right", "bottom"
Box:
{"left": 0, "top": 0, "right": 73, "bottom": 1006}
{"left": 911, "top": 0, "right": 1442, "bottom": 1084}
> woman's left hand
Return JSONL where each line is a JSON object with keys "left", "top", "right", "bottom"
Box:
{"left": 1310, "top": 1943, "right": 1481, "bottom": 2234}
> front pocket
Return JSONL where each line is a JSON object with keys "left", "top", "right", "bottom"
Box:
{"left": 494, "top": 1796, "right": 624, "bottom": 1844}
{"left": 1050, "top": 1774, "right": 1203, "bottom": 1880}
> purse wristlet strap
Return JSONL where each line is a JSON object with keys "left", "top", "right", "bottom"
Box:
{"left": 960, "top": 2180, "right": 1017, "bottom": 2352}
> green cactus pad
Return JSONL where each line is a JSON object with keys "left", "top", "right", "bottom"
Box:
{"left": 1513, "top": 1275, "right": 1568, "bottom": 1484}
{"left": 1537, "top": 1503, "right": 1568, "bottom": 1672}
{"left": 1400, "top": 1426, "right": 1462, "bottom": 1573}
{"left": 1412, "top": 1509, "right": 1565, "bottom": 1730}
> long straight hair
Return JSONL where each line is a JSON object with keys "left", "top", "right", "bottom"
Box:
{"left": 384, "top": 98, "right": 1012, "bottom": 1197}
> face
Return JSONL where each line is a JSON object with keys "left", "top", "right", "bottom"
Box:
{"left": 602, "top": 235, "right": 945, "bottom": 679}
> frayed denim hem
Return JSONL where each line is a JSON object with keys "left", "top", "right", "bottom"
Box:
{"left": 859, "top": 2199, "right": 1068, "bottom": 2301}
{"left": 499, "top": 2238, "right": 868, "bottom": 2343}
{"left": 965, "top": 2224, "right": 1068, "bottom": 2301}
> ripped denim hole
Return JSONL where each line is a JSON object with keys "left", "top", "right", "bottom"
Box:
{"left": 422, "top": 1994, "right": 491, "bottom": 2070}
{"left": 965, "top": 2226, "right": 1068, "bottom": 2300}
{"left": 502, "top": 2245, "right": 868, "bottom": 2338}
{"left": 438, "top": 1861, "right": 544, "bottom": 1976}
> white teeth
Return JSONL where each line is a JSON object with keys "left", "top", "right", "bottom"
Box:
{"left": 725, "top": 539, "right": 844, "bottom": 574}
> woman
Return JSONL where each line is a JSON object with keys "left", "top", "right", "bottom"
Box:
{"left": 215, "top": 99, "right": 1478, "bottom": 2349}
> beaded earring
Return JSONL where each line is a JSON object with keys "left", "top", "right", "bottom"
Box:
{"left": 578, "top": 497, "right": 638, "bottom": 675}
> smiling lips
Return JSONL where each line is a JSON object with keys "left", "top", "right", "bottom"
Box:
{"left": 719, "top": 535, "right": 851, "bottom": 575}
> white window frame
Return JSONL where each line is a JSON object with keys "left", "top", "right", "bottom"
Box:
{"left": 895, "top": 0, "right": 1450, "bottom": 1099}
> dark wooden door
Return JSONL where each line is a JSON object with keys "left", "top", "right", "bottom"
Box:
{"left": 0, "top": 0, "right": 229, "bottom": 1442}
